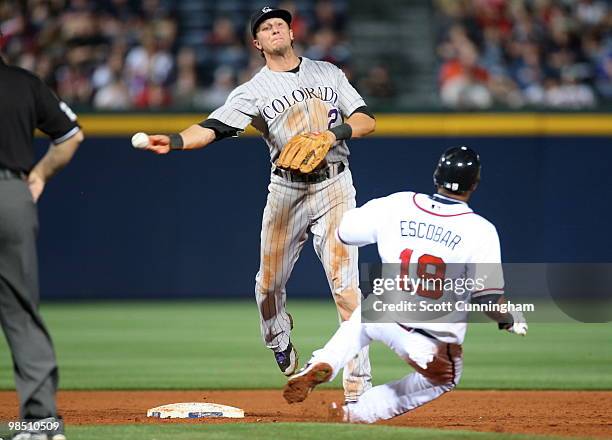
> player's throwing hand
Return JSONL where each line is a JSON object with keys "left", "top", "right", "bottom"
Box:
{"left": 146, "top": 135, "right": 171, "bottom": 154}
{"left": 132, "top": 132, "right": 171, "bottom": 155}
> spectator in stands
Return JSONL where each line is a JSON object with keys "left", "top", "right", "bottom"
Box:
{"left": 55, "top": 45, "right": 95, "bottom": 105}
{"left": 196, "top": 65, "right": 236, "bottom": 110}
{"left": 439, "top": 40, "right": 492, "bottom": 109}
{"left": 134, "top": 80, "right": 172, "bottom": 108}
{"left": 576, "top": 0, "right": 608, "bottom": 26}
{"left": 304, "top": 27, "right": 350, "bottom": 66}
{"left": 0, "top": 0, "right": 354, "bottom": 110}
{"left": 359, "top": 65, "right": 395, "bottom": 99}
{"left": 238, "top": 53, "right": 266, "bottom": 85}
{"left": 435, "top": 0, "right": 610, "bottom": 109}
{"left": 545, "top": 74, "right": 597, "bottom": 108}
{"left": 480, "top": 26, "right": 506, "bottom": 72}
{"left": 595, "top": 50, "right": 612, "bottom": 98}
{"left": 92, "top": 46, "right": 125, "bottom": 92}
{"left": 206, "top": 16, "right": 247, "bottom": 71}
{"left": 9, "top": 0, "right": 608, "bottom": 110}
{"left": 173, "top": 47, "right": 200, "bottom": 109}
{"left": 510, "top": 42, "right": 546, "bottom": 105}
{"left": 93, "top": 75, "right": 131, "bottom": 109}
{"left": 124, "top": 30, "right": 174, "bottom": 100}
{"left": 279, "top": 0, "right": 309, "bottom": 45}
{"left": 93, "top": 47, "right": 130, "bottom": 109}
{"left": 312, "top": 0, "right": 346, "bottom": 34}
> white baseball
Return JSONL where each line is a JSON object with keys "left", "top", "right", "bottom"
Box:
{"left": 131, "top": 132, "right": 150, "bottom": 149}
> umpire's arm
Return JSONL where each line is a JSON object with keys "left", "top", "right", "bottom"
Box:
{"left": 29, "top": 78, "right": 85, "bottom": 202}
{"left": 29, "top": 130, "right": 84, "bottom": 202}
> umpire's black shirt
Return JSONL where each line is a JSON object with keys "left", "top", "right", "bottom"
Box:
{"left": 0, "top": 56, "right": 80, "bottom": 173}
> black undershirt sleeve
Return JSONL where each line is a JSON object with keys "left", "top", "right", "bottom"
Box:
{"left": 350, "top": 106, "right": 375, "bottom": 119}
{"left": 199, "top": 119, "right": 242, "bottom": 141}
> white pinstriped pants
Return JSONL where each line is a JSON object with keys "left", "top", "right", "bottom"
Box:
{"left": 255, "top": 167, "right": 371, "bottom": 400}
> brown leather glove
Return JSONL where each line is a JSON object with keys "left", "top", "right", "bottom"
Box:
{"left": 276, "top": 132, "right": 335, "bottom": 174}
{"left": 407, "top": 344, "right": 463, "bottom": 386}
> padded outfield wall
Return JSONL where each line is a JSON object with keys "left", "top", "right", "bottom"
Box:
{"left": 34, "top": 113, "right": 612, "bottom": 299}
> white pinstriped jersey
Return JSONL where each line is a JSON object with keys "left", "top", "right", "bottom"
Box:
{"left": 338, "top": 191, "right": 504, "bottom": 344}
{"left": 208, "top": 57, "right": 365, "bottom": 164}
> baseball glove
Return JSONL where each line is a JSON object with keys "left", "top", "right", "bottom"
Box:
{"left": 276, "top": 132, "right": 335, "bottom": 174}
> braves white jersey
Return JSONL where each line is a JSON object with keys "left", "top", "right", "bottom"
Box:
{"left": 338, "top": 191, "right": 504, "bottom": 344}
{"left": 208, "top": 57, "right": 365, "bottom": 164}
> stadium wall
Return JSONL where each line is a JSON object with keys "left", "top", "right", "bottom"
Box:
{"left": 36, "top": 114, "right": 612, "bottom": 299}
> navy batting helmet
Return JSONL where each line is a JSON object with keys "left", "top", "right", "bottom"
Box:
{"left": 433, "top": 146, "right": 481, "bottom": 193}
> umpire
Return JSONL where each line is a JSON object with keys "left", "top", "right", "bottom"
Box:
{"left": 0, "top": 35, "right": 83, "bottom": 439}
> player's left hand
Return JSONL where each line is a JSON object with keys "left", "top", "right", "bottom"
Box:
{"left": 27, "top": 170, "right": 45, "bottom": 203}
{"left": 506, "top": 310, "right": 528, "bottom": 336}
{"left": 507, "top": 321, "right": 528, "bottom": 336}
{"left": 276, "top": 131, "right": 335, "bottom": 173}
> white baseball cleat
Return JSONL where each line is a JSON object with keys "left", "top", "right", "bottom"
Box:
{"left": 283, "top": 362, "right": 333, "bottom": 404}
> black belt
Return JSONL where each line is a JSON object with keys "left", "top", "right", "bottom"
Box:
{"left": 0, "top": 168, "right": 25, "bottom": 180}
{"left": 273, "top": 162, "right": 345, "bottom": 184}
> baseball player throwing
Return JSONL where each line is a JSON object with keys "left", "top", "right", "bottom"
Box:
{"left": 138, "top": 6, "right": 375, "bottom": 402}
{"left": 282, "top": 146, "right": 528, "bottom": 422}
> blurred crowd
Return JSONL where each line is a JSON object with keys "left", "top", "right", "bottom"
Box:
{"left": 0, "top": 0, "right": 351, "bottom": 110}
{"left": 5, "top": 0, "right": 609, "bottom": 111}
{"left": 435, "top": 0, "right": 612, "bottom": 109}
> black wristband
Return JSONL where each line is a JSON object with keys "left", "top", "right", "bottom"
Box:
{"left": 329, "top": 123, "right": 352, "bottom": 141}
{"left": 169, "top": 134, "right": 184, "bottom": 150}
{"left": 497, "top": 317, "right": 514, "bottom": 330}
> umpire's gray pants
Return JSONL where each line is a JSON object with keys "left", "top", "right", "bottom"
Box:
{"left": 0, "top": 178, "right": 58, "bottom": 419}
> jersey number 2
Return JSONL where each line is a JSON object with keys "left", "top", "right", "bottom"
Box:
{"left": 327, "top": 108, "right": 339, "bottom": 128}
{"left": 399, "top": 248, "right": 446, "bottom": 300}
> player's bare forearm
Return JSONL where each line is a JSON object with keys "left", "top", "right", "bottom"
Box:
{"left": 474, "top": 293, "right": 528, "bottom": 336}
{"left": 30, "top": 129, "right": 84, "bottom": 182}
{"left": 179, "top": 124, "right": 216, "bottom": 150}
{"left": 346, "top": 112, "right": 376, "bottom": 138}
{"left": 472, "top": 294, "right": 512, "bottom": 325}
{"left": 144, "top": 125, "right": 216, "bottom": 154}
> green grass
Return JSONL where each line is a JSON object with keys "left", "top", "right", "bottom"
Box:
{"left": 0, "top": 300, "right": 610, "bottom": 390}
{"left": 62, "top": 423, "right": 587, "bottom": 440}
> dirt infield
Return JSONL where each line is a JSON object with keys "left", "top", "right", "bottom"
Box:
{"left": 0, "top": 390, "right": 611, "bottom": 438}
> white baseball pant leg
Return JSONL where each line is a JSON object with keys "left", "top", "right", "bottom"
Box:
{"left": 308, "top": 306, "right": 463, "bottom": 423}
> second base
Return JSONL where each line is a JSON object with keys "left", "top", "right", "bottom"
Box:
{"left": 147, "top": 402, "right": 245, "bottom": 419}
